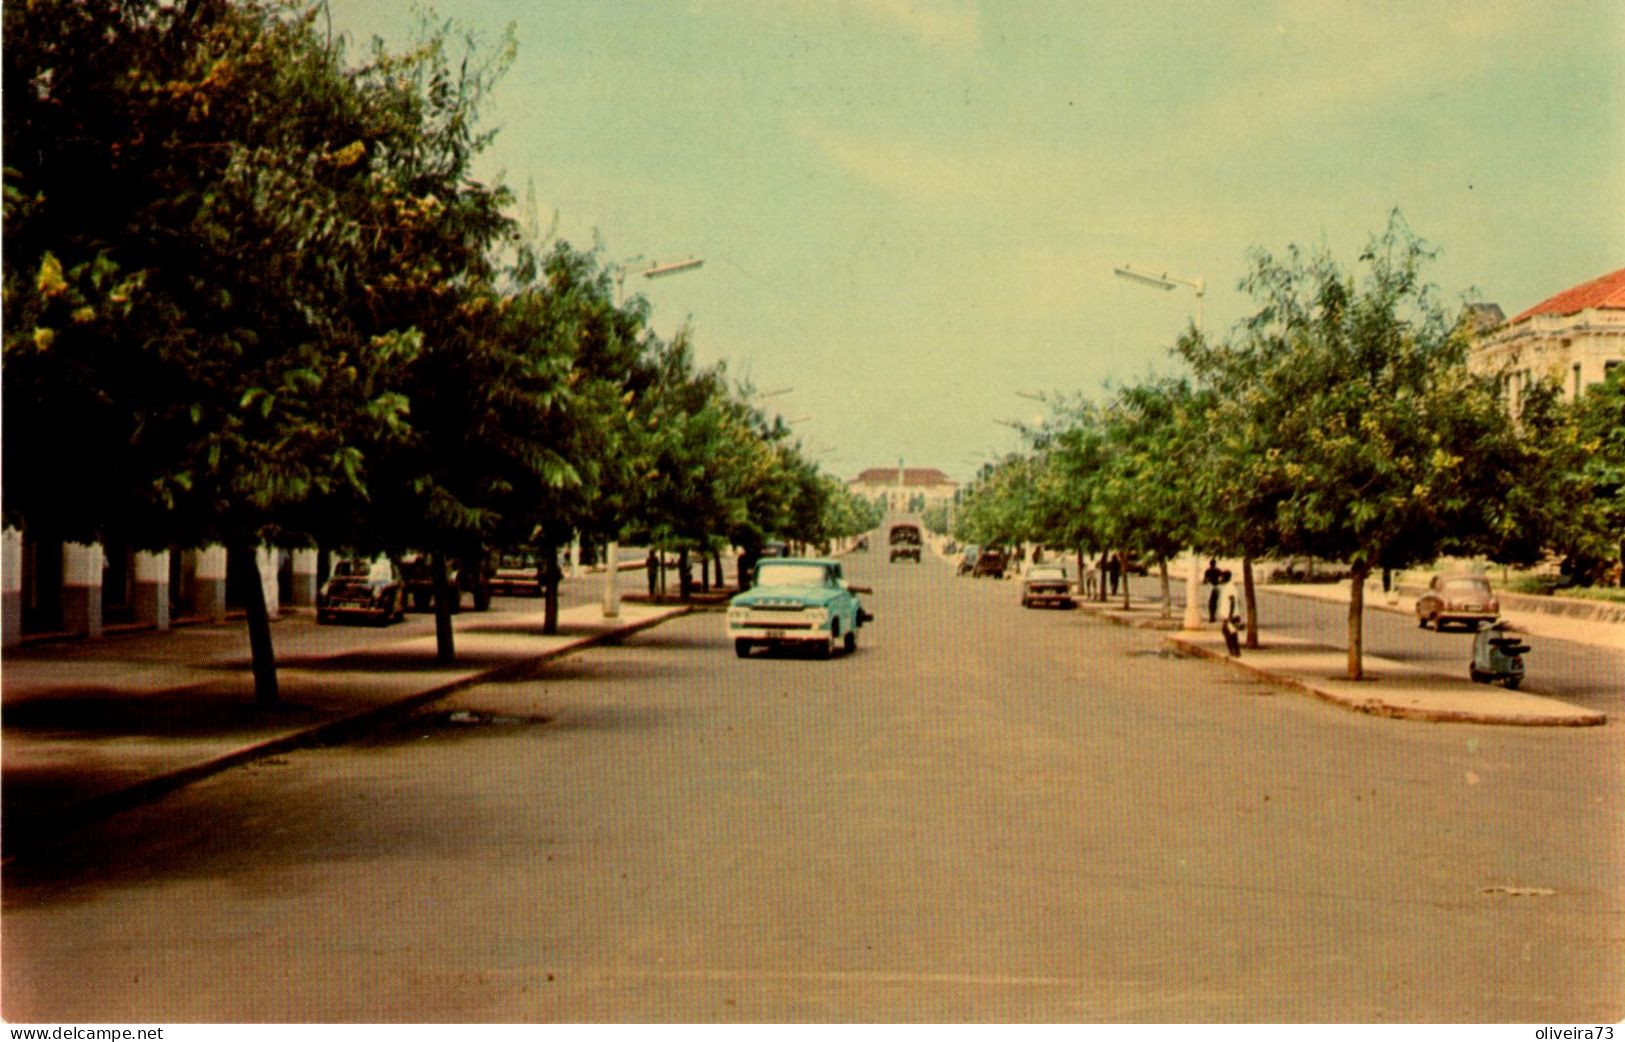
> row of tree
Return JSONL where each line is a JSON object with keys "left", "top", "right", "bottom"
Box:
{"left": 946, "top": 216, "right": 1624, "bottom": 678}
{"left": 2, "top": 0, "right": 878, "bottom": 702}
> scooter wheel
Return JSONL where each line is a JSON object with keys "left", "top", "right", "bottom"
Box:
{"left": 1503, "top": 676, "right": 1522, "bottom": 691}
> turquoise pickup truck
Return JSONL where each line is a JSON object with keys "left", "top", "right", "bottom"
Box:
{"left": 726, "top": 558, "right": 872, "bottom": 658}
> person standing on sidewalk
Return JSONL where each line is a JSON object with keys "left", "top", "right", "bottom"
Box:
{"left": 1203, "top": 557, "right": 1223, "bottom": 622}
{"left": 1219, "top": 570, "right": 1243, "bottom": 657}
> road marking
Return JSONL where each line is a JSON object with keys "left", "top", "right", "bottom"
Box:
{"left": 487, "top": 966, "right": 1088, "bottom": 988}
{"left": 1479, "top": 885, "right": 1557, "bottom": 897}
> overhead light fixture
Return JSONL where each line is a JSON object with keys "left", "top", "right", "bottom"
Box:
{"left": 643, "top": 257, "right": 704, "bottom": 279}
{"left": 1114, "top": 265, "right": 1178, "bottom": 291}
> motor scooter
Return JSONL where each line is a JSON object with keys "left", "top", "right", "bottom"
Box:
{"left": 1469, "top": 619, "right": 1529, "bottom": 690}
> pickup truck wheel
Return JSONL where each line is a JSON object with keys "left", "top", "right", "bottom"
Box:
{"left": 844, "top": 627, "right": 857, "bottom": 654}
{"left": 734, "top": 639, "right": 752, "bottom": 658}
{"left": 823, "top": 619, "right": 840, "bottom": 659}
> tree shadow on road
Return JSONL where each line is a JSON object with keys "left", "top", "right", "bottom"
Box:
{"left": 1, "top": 690, "right": 318, "bottom": 736}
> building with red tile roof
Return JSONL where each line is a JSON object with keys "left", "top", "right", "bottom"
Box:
{"left": 1509, "top": 267, "right": 1625, "bottom": 324}
{"left": 1469, "top": 267, "right": 1625, "bottom": 409}
{"left": 848, "top": 467, "right": 958, "bottom": 513}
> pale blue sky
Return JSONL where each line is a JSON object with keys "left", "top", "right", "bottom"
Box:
{"left": 326, "top": 0, "right": 1624, "bottom": 483}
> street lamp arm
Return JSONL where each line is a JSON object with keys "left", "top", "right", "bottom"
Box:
{"left": 612, "top": 254, "right": 704, "bottom": 305}
{"left": 1114, "top": 264, "right": 1204, "bottom": 296}
{"left": 641, "top": 257, "right": 704, "bottom": 280}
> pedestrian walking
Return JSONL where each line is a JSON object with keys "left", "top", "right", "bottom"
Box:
{"left": 1107, "top": 553, "right": 1121, "bottom": 596}
{"left": 645, "top": 548, "right": 659, "bottom": 597}
{"left": 1219, "top": 570, "right": 1243, "bottom": 657}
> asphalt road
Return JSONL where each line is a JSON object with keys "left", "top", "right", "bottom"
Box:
{"left": 4, "top": 551, "right": 1621, "bottom": 1023}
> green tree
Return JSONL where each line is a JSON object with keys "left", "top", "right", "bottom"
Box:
{"left": 827, "top": 479, "right": 885, "bottom": 543}
{"left": 1040, "top": 403, "right": 1111, "bottom": 592}
{"left": 1188, "top": 217, "right": 1536, "bottom": 678}
{"left": 1176, "top": 323, "right": 1288, "bottom": 646}
{"left": 4, "top": 0, "right": 427, "bottom": 703}
{"left": 322, "top": 15, "right": 541, "bottom": 661}
{"left": 1095, "top": 378, "right": 1204, "bottom": 615}
{"left": 1560, "top": 369, "right": 1625, "bottom": 583}
{"left": 954, "top": 455, "right": 1032, "bottom": 551}
{"left": 623, "top": 334, "right": 740, "bottom": 594}
{"left": 919, "top": 501, "right": 950, "bottom": 537}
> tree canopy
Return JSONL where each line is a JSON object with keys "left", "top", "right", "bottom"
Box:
{"left": 953, "top": 215, "right": 1604, "bottom": 675}
{"left": 3, "top": 0, "right": 845, "bottom": 695}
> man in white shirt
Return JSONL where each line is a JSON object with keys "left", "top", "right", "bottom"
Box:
{"left": 1219, "top": 570, "right": 1243, "bottom": 657}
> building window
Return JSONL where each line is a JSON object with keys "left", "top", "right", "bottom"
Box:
{"left": 1574, "top": 363, "right": 1583, "bottom": 400}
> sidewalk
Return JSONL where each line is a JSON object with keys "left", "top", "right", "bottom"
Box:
{"left": 1074, "top": 597, "right": 1608, "bottom": 728}
{"left": 1, "top": 600, "right": 688, "bottom": 854}
{"left": 1263, "top": 577, "right": 1625, "bottom": 649}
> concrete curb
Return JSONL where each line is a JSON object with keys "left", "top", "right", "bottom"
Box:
{"left": 4, "top": 605, "right": 691, "bottom": 857}
{"left": 1073, "top": 600, "right": 1182, "bottom": 630}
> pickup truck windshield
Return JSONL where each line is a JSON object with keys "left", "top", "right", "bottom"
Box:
{"left": 756, "top": 563, "right": 831, "bottom": 588}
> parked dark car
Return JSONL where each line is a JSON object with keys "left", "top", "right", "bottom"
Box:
{"left": 888, "top": 523, "right": 923, "bottom": 563}
{"left": 972, "top": 547, "right": 1007, "bottom": 579}
{"left": 1021, "top": 564, "right": 1073, "bottom": 608}
{"left": 1416, "top": 573, "right": 1499, "bottom": 631}
{"left": 488, "top": 553, "right": 544, "bottom": 597}
{"left": 400, "top": 554, "right": 463, "bottom": 613}
{"left": 317, "top": 557, "right": 405, "bottom": 625}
